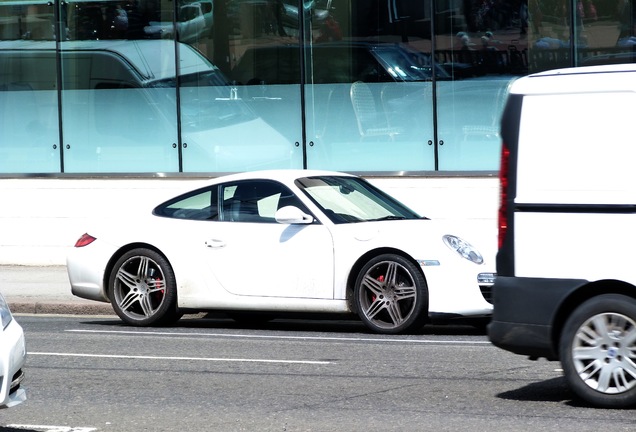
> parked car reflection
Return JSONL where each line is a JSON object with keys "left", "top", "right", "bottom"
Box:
{"left": 144, "top": 0, "right": 213, "bottom": 43}
{"left": 0, "top": 39, "right": 294, "bottom": 172}
{"left": 230, "top": 41, "right": 450, "bottom": 85}
{"left": 229, "top": 41, "right": 450, "bottom": 144}
{"left": 226, "top": 0, "right": 333, "bottom": 38}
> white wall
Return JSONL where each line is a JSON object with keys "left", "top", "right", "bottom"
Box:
{"left": 0, "top": 176, "right": 499, "bottom": 265}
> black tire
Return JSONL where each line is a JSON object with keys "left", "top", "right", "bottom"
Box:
{"left": 108, "top": 248, "right": 181, "bottom": 326}
{"left": 560, "top": 294, "right": 636, "bottom": 408}
{"left": 353, "top": 254, "right": 428, "bottom": 334}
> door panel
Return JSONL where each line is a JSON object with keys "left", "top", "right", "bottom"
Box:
{"left": 208, "top": 222, "right": 334, "bottom": 299}
{"left": 207, "top": 179, "right": 334, "bottom": 299}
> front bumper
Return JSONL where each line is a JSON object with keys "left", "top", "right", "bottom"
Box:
{"left": 0, "top": 318, "right": 27, "bottom": 408}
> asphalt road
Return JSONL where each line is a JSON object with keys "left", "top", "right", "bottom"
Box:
{"left": 2, "top": 315, "right": 635, "bottom": 432}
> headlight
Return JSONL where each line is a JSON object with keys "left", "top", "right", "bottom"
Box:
{"left": 0, "top": 292, "right": 13, "bottom": 329}
{"left": 442, "top": 235, "right": 484, "bottom": 264}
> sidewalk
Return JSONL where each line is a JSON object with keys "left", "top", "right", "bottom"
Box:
{"left": 0, "top": 265, "right": 114, "bottom": 315}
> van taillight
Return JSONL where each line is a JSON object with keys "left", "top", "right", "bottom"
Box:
{"left": 498, "top": 143, "right": 510, "bottom": 250}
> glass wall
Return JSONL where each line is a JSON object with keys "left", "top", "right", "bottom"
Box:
{"left": 0, "top": 0, "right": 633, "bottom": 174}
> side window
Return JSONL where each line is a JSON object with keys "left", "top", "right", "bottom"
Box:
{"left": 154, "top": 187, "right": 218, "bottom": 220}
{"left": 221, "top": 180, "right": 305, "bottom": 223}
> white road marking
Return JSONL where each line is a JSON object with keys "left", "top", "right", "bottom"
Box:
{"left": 67, "top": 329, "right": 492, "bottom": 344}
{"left": 7, "top": 426, "right": 96, "bottom": 432}
{"left": 28, "top": 352, "right": 331, "bottom": 365}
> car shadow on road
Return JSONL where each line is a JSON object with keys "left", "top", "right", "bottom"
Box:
{"left": 176, "top": 312, "right": 487, "bottom": 336}
{"left": 497, "top": 376, "right": 589, "bottom": 407}
{"left": 0, "top": 428, "right": 41, "bottom": 432}
{"left": 79, "top": 312, "right": 489, "bottom": 336}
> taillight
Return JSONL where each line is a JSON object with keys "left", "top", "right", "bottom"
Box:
{"left": 74, "top": 233, "right": 96, "bottom": 248}
{"left": 498, "top": 143, "right": 510, "bottom": 250}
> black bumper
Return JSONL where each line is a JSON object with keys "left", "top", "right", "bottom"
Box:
{"left": 487, "top": 276, "right": 588, "bottom": 360}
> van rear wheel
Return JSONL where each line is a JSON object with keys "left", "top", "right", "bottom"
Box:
{"left": 560, "top": 294, "right": 636, "bottom": 408}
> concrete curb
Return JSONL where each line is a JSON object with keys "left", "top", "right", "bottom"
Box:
{"left": 1, "top": 264, "right": 119, "bottom": 316}
{"left": 9, "top": 301, "right": 116, "bottom": 316}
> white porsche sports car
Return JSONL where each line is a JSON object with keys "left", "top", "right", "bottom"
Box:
{"left": 68, "top": 170, "right": 494, "bottom": 334}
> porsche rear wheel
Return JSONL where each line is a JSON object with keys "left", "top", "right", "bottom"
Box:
{"left": 108, "top": 248, "right": 181, "bottom": 326}
{"left": 354, "top": 254, "right": 428, "bottom": 334}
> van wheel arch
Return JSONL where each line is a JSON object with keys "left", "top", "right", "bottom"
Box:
{"left": 559, "top": 293, "right": 636, "bottom": 407}
{"left": 553, "top": 280, "right": 636, "bottom": 355}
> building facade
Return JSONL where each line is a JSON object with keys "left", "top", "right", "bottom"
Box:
{"left": 1, "top": 0, "right": 634, "bottom": 264}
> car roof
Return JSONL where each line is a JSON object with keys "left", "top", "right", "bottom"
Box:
{"left": 509, "top": 63, "right": 636, "bottom": 95}
{"left": 0, "top": 39, "right": 216, "bottom": 83}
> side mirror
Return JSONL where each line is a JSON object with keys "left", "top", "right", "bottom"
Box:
{"left": 275, "top": 206, "right": 314, "bottom": 225}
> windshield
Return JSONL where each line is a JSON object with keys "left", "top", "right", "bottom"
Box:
{"left": 296, "top": 176, "right": 423, "bottom": 224}
{"left": 147, "top": 70, "right": 229, "bottom": 88}
{"left": 371, "top": 46, "right": 451, "bottom": 81}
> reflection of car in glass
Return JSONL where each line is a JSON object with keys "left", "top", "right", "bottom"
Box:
{"left": 0, "top": 39, "right": 293, "bottom": 171}
{"left": 144, "top": 1, "right": 213, "bottom": 43}
{"left": 230, "top": 42, "right": 450, "bottom": 84}
{"left": 0, "top": 291, "right": 27, "bottom": 409}
{"left": 279, "top": 0, "right": 332, "bottom": 30}
{"left": 581, "top": 50, "right": 636, "bottom": 66}
{"left": 229, "top": 42, "right": 451, "bottom": 143}
{"left": 67, "top": 170, "right": 495, "bottom": 335}
{"left": 226, "top": 0, "right": 332, "bottom": 37}
{"left": 0, "top": 39, "right": 226, "bottom": 92}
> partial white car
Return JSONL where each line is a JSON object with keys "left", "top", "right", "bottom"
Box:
{"left": 144, "top": 2, "right": 212, "bottom": 43}
{"left": 67, "top": 170, "right": 494, "bottom": 334}
{"left": 0, "top": 292, "right": 26, "bottom": 409}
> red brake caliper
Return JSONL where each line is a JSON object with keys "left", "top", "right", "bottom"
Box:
{"left": 372, "top": 275, "right": 384, "bottom": 302}
{"left": 153, "top": 277, "right": 164, "bottom": 303}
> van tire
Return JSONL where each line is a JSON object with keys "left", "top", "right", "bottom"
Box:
{"left": 559, "top": 294, "right": 636, "bottom": 408}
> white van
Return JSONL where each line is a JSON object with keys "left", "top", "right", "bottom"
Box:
{"left": 488, "top": 63, "right": 636, "bottom": 408}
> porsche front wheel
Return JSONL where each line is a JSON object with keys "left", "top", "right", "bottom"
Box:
{"left": 354, "top": 254, "right": 428, "bottom": 334}
{"left": 108, "top": 248, "right": 181, "bottom": 326}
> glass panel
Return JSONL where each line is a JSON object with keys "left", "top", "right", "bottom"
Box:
{"left": 434, "top": 1, "right": 526, "bottom": 171}
{"left": 526, "top": 0, "right": 572, "bottom": 72}
{"left": 304, "top": 0, "right": 436, "bottom": 171}
{"left": 5, "top": 1, "right": 629, "bottom": 175}
{"left": 577, "top": 0, "right": 636, "bottom": 66}
{"left": 187, "top": 0, "right": 303, "bottom": 172}
{"left": 60, "top": 0, "right": 179, "bottom": 173}
{"left": 0, "top": 1, "right": 60, "bottom": 173}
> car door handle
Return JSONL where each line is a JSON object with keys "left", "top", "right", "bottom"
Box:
{"left": 205, "top": 239, "right": 226, "bottom": 248}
